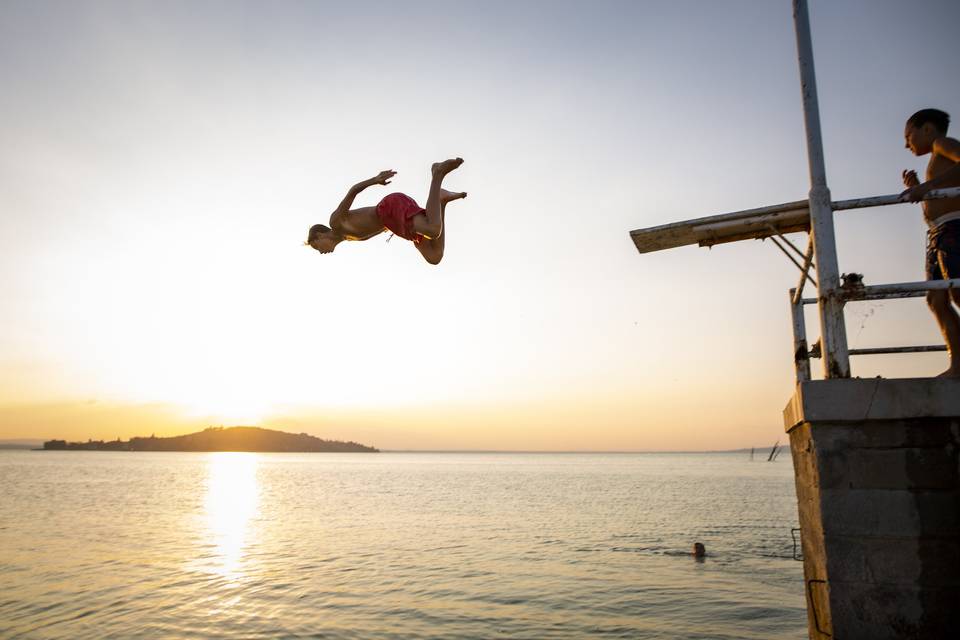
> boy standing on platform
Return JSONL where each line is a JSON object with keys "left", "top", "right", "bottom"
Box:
{"left": 902, "top": 108, "right": 960, "bottom": 376}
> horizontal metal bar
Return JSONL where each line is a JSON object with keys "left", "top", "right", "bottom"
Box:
{"left": 832, "top": 187, "right": 960, "bottom": 212}
{"left": 809, "top": 344, "right": 947, "bottom": 358}
{"left": 848, "top": 345, "right": 947, "bottom": 356}
{"left": 796, "top": 279, "right": 960, "bottom": 304}
{"left": 849, "top": 291, "right": 927, "bottom": 301}
{"left": 844, "top": 278, "right": 960, "bottom": 301}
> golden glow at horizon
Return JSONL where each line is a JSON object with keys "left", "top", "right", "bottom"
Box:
{"left": 203, "top": 453, "right": 260, "bottom": 580}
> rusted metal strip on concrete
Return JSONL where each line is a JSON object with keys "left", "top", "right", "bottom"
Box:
{"left": 805, "top": 579, "right": 832, "bottom": 638}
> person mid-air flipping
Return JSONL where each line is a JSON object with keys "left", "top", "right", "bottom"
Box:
{"left": 306, "top": 158, "right": 466, "bottom": 265}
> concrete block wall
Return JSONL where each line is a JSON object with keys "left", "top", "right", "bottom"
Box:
{"left": 785, "top": 379, "right": 960, "bottom": 640}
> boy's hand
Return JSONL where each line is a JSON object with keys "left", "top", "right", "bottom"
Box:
{"left": 371, "top": 170, "right": 396, "bottom": 185}
{"left": 902, "top": 169, "right": 919, "bottom": 188}
{"left": 900, "top": 169, "right": 930, "bottom": 202}
{"left": 901, "top": 183, "right": 931, "bottom": 203}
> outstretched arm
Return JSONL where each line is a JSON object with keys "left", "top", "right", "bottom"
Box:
{"left": 330, "top": 170, "right": 396, "bottom": 226}
{"left": 902, "top": 137, "right": 960, "bottom": 202}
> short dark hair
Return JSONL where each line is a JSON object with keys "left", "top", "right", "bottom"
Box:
{"left": 907, "top": 108, "right": 950, "bottom": 134}
{"left": 306, "top": 224, "right": 331, "bottom": 246}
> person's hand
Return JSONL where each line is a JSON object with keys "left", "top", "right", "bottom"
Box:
{"left": 902, "top": 169, "right": 919, "bottom": 188}
{"left": 371, "top": 170, "right": 396, "bottom": 185}
{"left": 901, "top": 180, "right": 931, "bottom": 203}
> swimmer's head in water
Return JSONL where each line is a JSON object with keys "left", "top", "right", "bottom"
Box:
{"left": 692, "top": 542, "right": 706, "bottom": 558}
{"left": 306, "top": 224, "right": 339, "bottom": 254}
{"left": 905, "top": 108, "right": 950, "bottom": 156}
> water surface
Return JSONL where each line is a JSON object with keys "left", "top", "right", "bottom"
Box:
{"left": 0, "top": 451, "right": 805, "bottom": 638}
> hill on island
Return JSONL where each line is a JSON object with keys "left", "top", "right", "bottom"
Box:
{"left": 43, "top": 426, "right": 378, "bottom": 453}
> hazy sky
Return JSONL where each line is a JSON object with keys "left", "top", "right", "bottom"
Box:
{"left": 2, "top": 0, "right": 958, "bottom": 450}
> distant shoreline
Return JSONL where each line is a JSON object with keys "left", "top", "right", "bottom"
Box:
{"left": 39, "top": 426, "right": 378, "bottom": 453}
{"left": 9, "top": 448, "right": 788, "bottom": 455}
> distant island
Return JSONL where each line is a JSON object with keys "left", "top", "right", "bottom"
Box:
{"left": 43, "top": 426, "right": 378, "bottom": 453}
{"left": 0, "top": 439, "right": 44, "bottom": 450}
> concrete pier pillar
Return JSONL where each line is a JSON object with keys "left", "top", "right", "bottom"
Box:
{"left": 784, "top": 378, "right": 960, "bottom": 639}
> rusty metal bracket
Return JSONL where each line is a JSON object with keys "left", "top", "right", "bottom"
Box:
{"left": 806, "top": 579, "right": 832, "bottom": 637}
{"left": 769, "top": 235, "right": 818, "bottom": 288}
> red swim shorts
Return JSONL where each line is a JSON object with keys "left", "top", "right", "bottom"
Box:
{"left": 376, "top": 192, "right": 425, "bottom": 243}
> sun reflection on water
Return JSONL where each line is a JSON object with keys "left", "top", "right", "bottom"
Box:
{"left": 203, "top": 452, "right": 260, "bottom": 580}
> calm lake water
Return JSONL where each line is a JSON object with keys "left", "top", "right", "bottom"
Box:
{"left": 0, "top": 451, "right": 806, "bottom": 639}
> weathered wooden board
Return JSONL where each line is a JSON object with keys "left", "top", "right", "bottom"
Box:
{"left": 630, "top": 188, "right": 960, "bottom": 255}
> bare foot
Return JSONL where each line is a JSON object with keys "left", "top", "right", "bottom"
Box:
{"left": 440, "top": 189, "right": 467, "bottom": 203}
{"left": 432, "top": 157, "right": 464, "bottom": 176}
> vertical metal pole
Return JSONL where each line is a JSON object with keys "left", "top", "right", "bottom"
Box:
{"left": 793, "top": 0, "right": 850, "bottom": 378}
{"left": 790, "top": 288, "right": 811, "bottom": 383}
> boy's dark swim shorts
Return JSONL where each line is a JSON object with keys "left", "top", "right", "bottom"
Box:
{"left": 926, "top": 219, "right": 960, "bottom": 280}
{"left": 376, "top": 192, "right": 425, "bottom": 244}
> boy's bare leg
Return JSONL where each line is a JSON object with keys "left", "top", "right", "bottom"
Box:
{"left": 928, "top": 290, "right": 960, "bottom": 376}
{"left": 416, "top": 158, "right": 463, "bottom": 240}
{"left": 417, "top": 189, "right": 466, "bottom": 265}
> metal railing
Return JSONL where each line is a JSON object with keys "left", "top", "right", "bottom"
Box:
{"left": 785, "top": 187, "right": 960, "bottom": 382}
{"left": 790, "top": 281, "right": 960, "bottom": 383}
